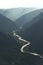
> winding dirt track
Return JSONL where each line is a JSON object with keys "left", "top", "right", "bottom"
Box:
{"left": 13, "top": 32, "right": 43, "bottom": 59}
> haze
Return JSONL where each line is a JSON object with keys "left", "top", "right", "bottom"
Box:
{"left": 0, "top": 0, "right": 43, "bottom": 9}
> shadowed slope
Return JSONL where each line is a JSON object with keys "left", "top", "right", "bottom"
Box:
{"left": 18, "top": 12, "right": 43, "bottom": 55}
{"left": 0, "top": 14, "right": 19, "bottom": 34}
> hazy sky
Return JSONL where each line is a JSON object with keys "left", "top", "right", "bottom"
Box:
{"left": 0, "top": 0, "right": 43, "bottom": 9}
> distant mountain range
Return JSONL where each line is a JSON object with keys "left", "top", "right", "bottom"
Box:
{"left": 15, "top": 9, "right": 43, "bottom": 27}
{"left": 0, "top": 14, "right": 19, "bottom": 34}
{"left": 0, "top": 8, "right": 43, "bottom": 28}
{"left": 0, "top": 8, "right": 36, "bottom": 21}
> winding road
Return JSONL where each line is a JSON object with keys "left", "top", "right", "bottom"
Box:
{"left": 13, "top": 32, "right": 43, "bottom": 59}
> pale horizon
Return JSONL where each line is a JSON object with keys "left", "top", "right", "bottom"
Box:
{"left": 0, "top": 0, "right": 43, "bottom": 9}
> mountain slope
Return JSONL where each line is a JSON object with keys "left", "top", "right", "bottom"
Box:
{"left": 0, "top": 32, "right": 19, "bottom": 65}
{"left": 0, "top": 31, "right": 42, "bottom": 65}
{"left": 0, "top": 8, "right": 36, "bottom": 21}
{"left": 16, "top": 9, "right": 43, "bottom": 27}
{"left": 18, "top": 12, "right": 43, "bottom": 55}
{"left": 22, "top": 11, "right": 43, "bottom": 31}
{"left": 0, "top": 14, "right": 19, "bottom": 34}
{"left": 0, "top": 32, "right": 41, "bottom": 65}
